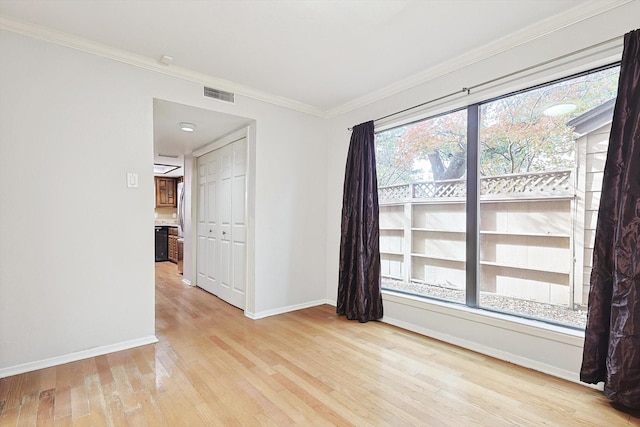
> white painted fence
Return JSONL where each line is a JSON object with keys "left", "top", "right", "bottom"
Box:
{"left": 379, "top": 168, "right": 593, "bottom": 308}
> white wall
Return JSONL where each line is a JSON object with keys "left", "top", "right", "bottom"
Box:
{"left": 325, "top": 2, "right": 640, "bottom": 383}
{"left": 0, "top": 29, "right": 327, "bottom": 375}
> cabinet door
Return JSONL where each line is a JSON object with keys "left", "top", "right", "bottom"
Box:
{"left": 168, "top": 235, "right": 178, "bottom": 263}
{"left": 155, "top": 177, "right": 177, "bottom": 207}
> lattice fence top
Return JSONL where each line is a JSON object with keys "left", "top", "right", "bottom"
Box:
{"left": 379, "top": 183, "right": 411, "bottom": 201}
{"left": 413, "top": 179, "right": 466, "bottom": 198}
{"left": 379, "top": 170, "right": 573, "bottom": 202}
{"left": 481, "top": 170, "right": 573, "bottom": 197}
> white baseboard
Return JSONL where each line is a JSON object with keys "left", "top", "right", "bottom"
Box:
{"left": 0, "top": 335, "right": 158, "bottom": 379}
{"left": 182, "top": 278, "right": 192, "bottom": 287}
{"left": 245, "top": 299, "right": 327, "bottom": 320}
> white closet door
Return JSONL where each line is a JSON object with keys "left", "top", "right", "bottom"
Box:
{"left": 229, "top": 138, "right": 247, "bottom": 308}
{"left": 197, "top": 149, "right": 219, "bottom": 295}
{"left": 218, "top": 142, "right": 233, "bottom": 303}
{"left": 196, "top": 138, "right": 246, "bottom": 310}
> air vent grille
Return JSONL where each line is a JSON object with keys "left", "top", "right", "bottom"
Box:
{"left": 204, "top": 86, "right": 235, "bottom": 103}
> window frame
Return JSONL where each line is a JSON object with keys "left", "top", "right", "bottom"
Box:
{"left": 378, "top": 61, "right": 621, "bottom": 331}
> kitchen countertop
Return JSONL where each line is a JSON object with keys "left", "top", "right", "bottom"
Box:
{"left": 154, "top": 222, "right": 178, "bottom": 227}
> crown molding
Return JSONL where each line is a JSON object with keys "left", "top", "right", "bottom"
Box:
{"left": 1, "top": 0, "right": 631, "bottom": 120}
{"left": 326, "top": 0, "right": 632, "bottom": 118}
{"left": 0, "top": 14, "right": 327, "bottom": 118}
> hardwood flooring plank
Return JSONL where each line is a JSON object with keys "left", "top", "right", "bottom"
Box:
{"left": 15, "top": 391, "right": 38, "bottom": 427}
{"left": 2, "top": 375, "right": 26, "bottom": 411}
{"left": 194, "top": 401, "right": 236, "bottom": 427}
{"left": 51, "top": 416, "right": 72, "bottom": 427}
{"left": 130, "top": 390, "right": 167, "bottom": 427}
{"left": 37, "top": 369, "right": 57, "bottom": 395}
{"left": 84, "top": 374, "right": 109, "bottom": 427}
{"left": 0, "top": 376, "right": 10, "bottom": 403}
{"left": 69, "top": 386, "right": 89, "bottom": 420}
{"left": 35, "top": 389, "right": 54, "bottom": 427}
{"left": 152, "top": 379, "right": 208, "bottom": 427}
{"left": 110, "top": 364, "right": 142, "bottom": 415}
{"left": 0, "top": 406, "right": 19, "bottom": 427}
{"left": 123, "top": 407, "right": 146, "bottom": 427}
{"left": 100, "top": 381, "right": 129, "bottom": 427}
{"left": 272, "top": 363, "right": 373, "bottom": 427}
{"left": 180, "top": 360, "right": 258, "bottom": 425}
{"left": 270, "top": 372, "right": 350, "bottom": 426}
{"left": 52, "top": 386, "right": 70, "bottom": 421}
{"left": 235, "top": 378, "right": 295, "bottom": 426}
{"left": 93, "top": 356, "right": 113, "bottom": 387}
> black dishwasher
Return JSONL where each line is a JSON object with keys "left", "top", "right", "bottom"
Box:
{"left": 155, "top": 226, "right": 169, "bottom": 262}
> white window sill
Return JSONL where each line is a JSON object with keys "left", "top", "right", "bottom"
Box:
{"left": 381, "top": 289, "right": 585, "bottom": 347}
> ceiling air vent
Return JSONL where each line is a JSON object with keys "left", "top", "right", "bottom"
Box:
{"left": 204, "top": 86, "right": 235, "bottom": 103}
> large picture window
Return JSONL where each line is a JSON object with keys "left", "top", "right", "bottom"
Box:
{"left": 376, "top": 64, "right": 620, "bottom": 328}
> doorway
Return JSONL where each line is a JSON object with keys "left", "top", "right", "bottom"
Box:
{"left": 152, "top": 99, "right": 255, "bottom": 314}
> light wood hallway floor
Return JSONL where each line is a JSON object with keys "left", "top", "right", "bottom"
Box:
{"left": 2, "top": 262, "right": 640, "bottom": 426}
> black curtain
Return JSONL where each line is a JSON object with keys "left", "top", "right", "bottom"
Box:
{"left": 581, "top": 29, "right": 640, "bottom": 409}
{"left": 337, "top": 121, "right": 383, "bottom": 322}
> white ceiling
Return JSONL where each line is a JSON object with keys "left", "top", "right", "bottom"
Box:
{"left": 0, "top": 0, "right": 604, "bottom": 177}
{"left": 1, "top": 0, "right": 592, "bottom": 112}
{"left": 153, "top": 100, "right": 253, "bottom": 176}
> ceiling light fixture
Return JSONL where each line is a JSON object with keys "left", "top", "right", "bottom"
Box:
{"left": 154, "top": 163, "right": 180, "bottom": 174}
{"left": 179, "top": 122, "right": 195, "bottom": 132}
{"left": 543, "top": 103, "right": 577, "bottom": 117}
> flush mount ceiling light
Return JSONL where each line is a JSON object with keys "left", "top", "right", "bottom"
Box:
{"left": 543, "top": 103, "right": 577, "bottom": 117}
{"left": 179, "top": 122, "right": 195, "bottom": 132}
{"left": 154, "top": 163, "right": 180, "bottom": 174}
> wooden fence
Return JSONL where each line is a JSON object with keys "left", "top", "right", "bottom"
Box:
{"left": 379, "top": 169, "right": 585, "bottom": 307}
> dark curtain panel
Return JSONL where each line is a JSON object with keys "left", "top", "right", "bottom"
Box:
{"left": 581, "top": 28, "right": 640, "bottom": 409}
{"left": 337, "top": 120, "right": 383, "bottom": 322}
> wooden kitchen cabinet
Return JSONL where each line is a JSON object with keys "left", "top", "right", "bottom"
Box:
{"left": 168, "top": 228, "right": 178, "bottom": 263}
{"left": 155, "top": 177, "right": 177, "bottom": 207}
{"left": 177, "top": 238, "right": 184, "bottom": 273}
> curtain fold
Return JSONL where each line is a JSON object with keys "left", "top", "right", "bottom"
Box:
{"left": 580, "top": 28, "right": 640, "bottom": 409}
{"left": 337, "top": 120, "right": 383, "bottom": 322}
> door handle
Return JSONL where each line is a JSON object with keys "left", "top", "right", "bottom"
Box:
{"left": 222, "top": 231, "right": 227, "bottom": 235}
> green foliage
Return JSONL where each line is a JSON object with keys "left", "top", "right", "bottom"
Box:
{"left": 375, "top": 66, "right": 620, "bottom": 183}
{"left": 395, "top": 110, "right": 467, "bottom": 180}
{"left": 480, "top": 67, "right": 618, "bottom": 176}
{"left": 375, "top": 126, "right": 420, "bottom": 186}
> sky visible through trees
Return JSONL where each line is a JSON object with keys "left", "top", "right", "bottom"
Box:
{"left": 376, "top": 66, "right": 620, "bottom": 187}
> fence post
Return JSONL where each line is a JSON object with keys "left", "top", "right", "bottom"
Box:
{"left": 403, "top": 184, "right": 413, "bottom": 284}
{"left": 573, "top": 136, "right": 587, "bottom": 308}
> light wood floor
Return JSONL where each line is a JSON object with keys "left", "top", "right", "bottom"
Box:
{"left": 2, "top": 262, "right": 640, "bottom": 426}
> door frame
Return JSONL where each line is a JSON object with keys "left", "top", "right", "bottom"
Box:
{"left": 190, "top": 124, "right": 256, "bottom": 316}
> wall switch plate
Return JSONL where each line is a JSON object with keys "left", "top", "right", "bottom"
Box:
{"left": 127, "top": 172, "right": 139, "bottom": 188}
